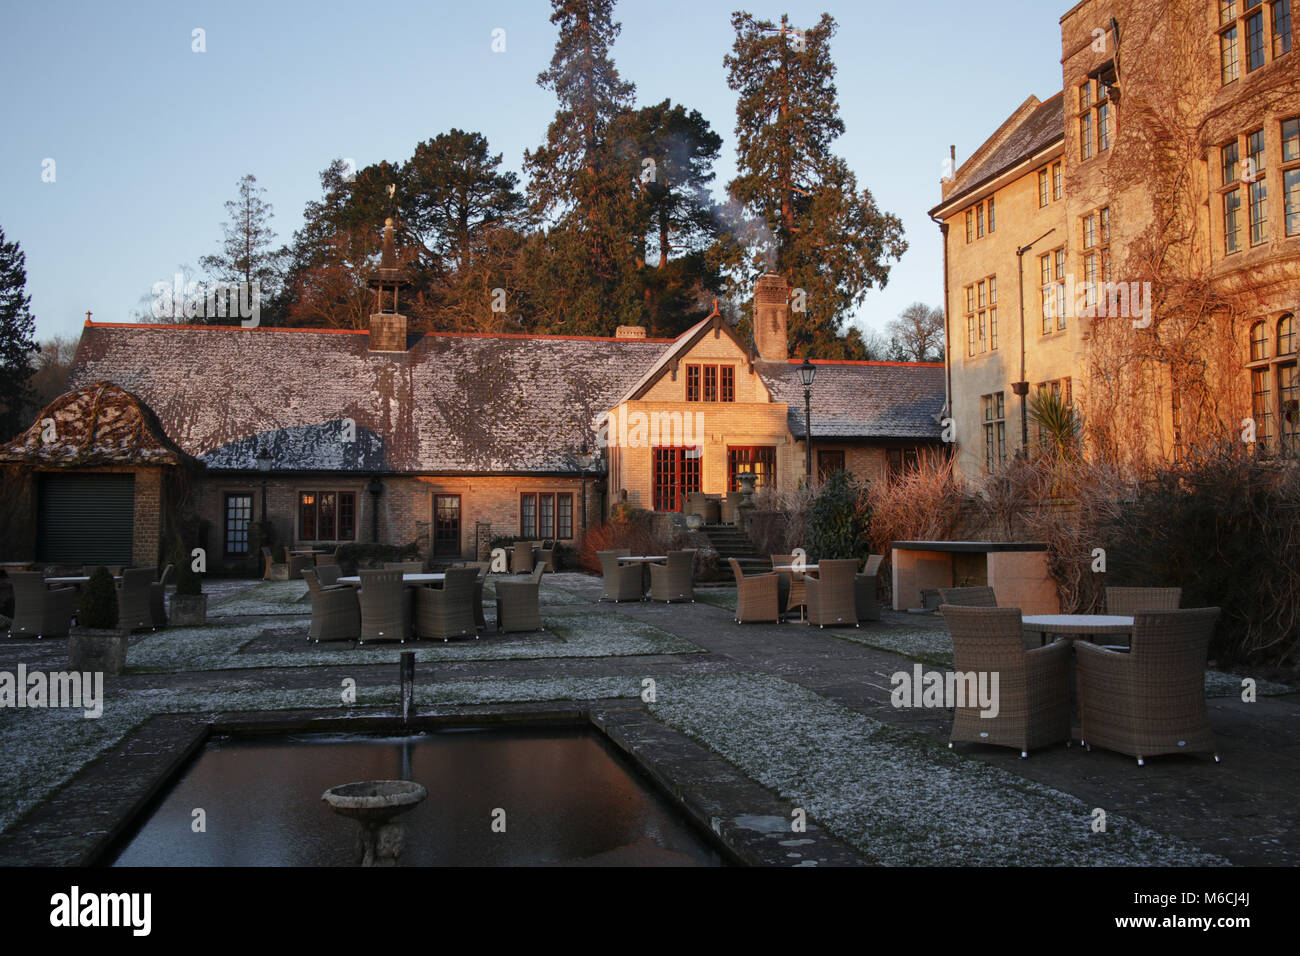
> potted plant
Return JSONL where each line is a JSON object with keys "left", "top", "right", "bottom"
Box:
{"left": 69, "top": 566, "right": 128, "bottom": 675}
{"left": 170, "top": 545, "right": 207, "bottom": 625}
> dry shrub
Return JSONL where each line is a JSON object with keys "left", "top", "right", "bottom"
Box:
{"left": 867, "top": 451, "right": 966, "bottom": 553}
{"left": 577, "top": 508, "right": 718, "bottom": 579}
{"left": 747, "top": 484, "right": 814, "bottom": 555}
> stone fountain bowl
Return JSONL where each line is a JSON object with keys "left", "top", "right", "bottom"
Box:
{"left": 322, "top": 780, "right": 428, "bottom": 825}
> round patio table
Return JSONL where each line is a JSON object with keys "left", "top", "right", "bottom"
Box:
{"left": 337, "top": 573, "right": 446, "bottom": 587}
{"left": 1022, "top": 614, "right": 1134, "bottom": 646}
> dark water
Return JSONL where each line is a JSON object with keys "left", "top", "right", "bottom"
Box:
{"left": 109, "top": 726, "right": 723, "bottom": 867}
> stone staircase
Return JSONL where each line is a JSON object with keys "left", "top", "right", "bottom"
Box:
{"left": 700, "top": 523, "right": 769, "bottom": 574}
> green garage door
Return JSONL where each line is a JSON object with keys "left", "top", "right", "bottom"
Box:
{"left": 37, "top": 474, "right": 135, "bottom": 566}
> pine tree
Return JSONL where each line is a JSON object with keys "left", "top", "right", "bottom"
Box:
{"left": 0, "top": 227, "right": 39, "bottom": 440}
{"left": 724, "top": 12, "right": 906, "bottom": 357}
{"left": 200, "top": 174, "right": 286, "bottom": 309}
{"left": 524, "top": 0, "right": 639, "bottom": 334}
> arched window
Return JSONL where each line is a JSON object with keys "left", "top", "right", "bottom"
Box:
{"left": 1250, "top": 321, "right": 1269, "bottom": 362}
{"left": 1278, "top": 313, "right": 1296, "bottom": 356}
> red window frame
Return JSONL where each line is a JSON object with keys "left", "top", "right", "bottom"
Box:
{"left": 520, "top": 493, "right": 575, "bottom": 539}
{"left": 685, "top": 364, "right": 735, "bottom": 402}
{"left": 727, "top": 446, "right": 776, "bottom": 492}
{"left": 686, "top": 365, "right": 701, "bottom": 402}
{"left": 653, "top": 447, "right": 702, "bottom": 511}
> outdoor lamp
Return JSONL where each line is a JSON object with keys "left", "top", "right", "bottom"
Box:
{"left": 799, "top": 358, "right": 816, "bottom": 484}
{"left": 798, "top": 357, "right": 816, "bottom": 389}
{"left": 255, "top": 447, "right": 272, "bottom": 472}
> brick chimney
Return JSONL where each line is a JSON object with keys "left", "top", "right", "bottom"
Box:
{"left": 753, "top": 272, "right": 789, "bottom": 362}
{"left": 368, "top": 216, "right": 409, "bottom": 352}
{"left": 615, "top": 325, "right": 647, "bottom": 339}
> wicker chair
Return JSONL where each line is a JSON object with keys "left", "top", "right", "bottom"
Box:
{"left": 805, "top": 559, "right": 860, "bottom": 628}
{"left": 770, "top": 554, "right": 807, "bottom": 618}
{"left": 149, "top": 564, "right": 174, "bottom": 628}
{"left": 509, "top": 542, "right": 535, "bottom": 574}
{"left": 117, "top": 567, "right": 156, "bottom": 632}
{"left": 534, "top": 541, "right": 556, "bottom": 573}
{"left": 357, "top": 570, "right": 412, "bottom": 644}
{"left": 8, "top": 572, "right": 77, "bottom": 639}
{"left": 303, "top": 568, "right": 362, "bottom": 643}
{"left": 384, "top": 561, "right": 424, "bottom": 573}
{"left": 457, "top": 562, "right": 491, "bottom": 630}
{"left": 496, "top": 565, "right": 545, "bottom": 633}
{"left": 650, "top": 550, "right": 696, "bottom": 603}
{"left": 315, "top": 550, "right": 340, "bottom": 567}
{"left": 855, "top": 554, "right": 884, "bottom": 623}
{"left": 1076, "top": 607, "right": 1221, "bottom": 766}
{"left": 729, "top": 558, "right": 779, "bottom": 624}
{"left": 941, "top": 605, "right": 1073, "bottom": 758}
{"left": 939, "top": 586, "right": 998, "bottom": 607}
{"left": 289, "top": 552, "right": 315, "bottom": 580}
{"left": 598, "top": 549, "right": 643, "bottom": 602}
{"left": 261, "top": 547, "right": 275, "bottom": 580}
{"left": 415, "top": 567, "right": 479, "bottom": 641}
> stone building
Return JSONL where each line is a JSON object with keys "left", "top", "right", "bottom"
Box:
{"left": 933, "top": 0, "right": 1299, "bottom": 478}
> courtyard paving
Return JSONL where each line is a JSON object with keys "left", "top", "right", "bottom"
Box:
{"left": 1, "top": 572, "right": 1296, "bottom": 866}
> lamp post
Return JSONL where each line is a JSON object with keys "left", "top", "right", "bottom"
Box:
{"left": 366, "top": 475, "right": 384, "bottom": 544}
{"left": 254, "top": 446, "right": 272, "bottom": 523}
{"left": 577, "top": 443, "right": 592, "bottom": 532}
{"left": 798, "top": 357, "right": 817, "bottom": 486}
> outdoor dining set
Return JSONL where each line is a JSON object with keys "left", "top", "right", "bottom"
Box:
{"left": 5, "top": 565, "right": 172, "bottom": 639}
{"left": 937, "top": 585, "right": 1221, "bottom": 767}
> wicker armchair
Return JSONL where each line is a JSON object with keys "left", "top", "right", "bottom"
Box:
{"left": 805, "top": 559, "right": 860, "bottom": 628}
{"left": 729, "top": 558, "right": 779, "bottom": 624}
{"left": 941, "top": 605, "right": 1073, "bottom": 758}
{"left": 415, "top": 567, "right": 479, "bottom": 641}
{"left": 939, "top": 586, "right": 998, "bottom": 607}
{"left": 116, "top": 567, "right": 155, "bottom": 632}
{"left": 289, "top": 552, "right": 315, "bottom": 580}
{"left": 535, "top": 541, "right": 556, "bottom": 573}
{"left": 357, "top": 570, "right": 412, "bottom": 644}
{"left": 457, "top": 562, "right": 491, "bottom": 630}
{"left": 303, "top": 569, "right": 361, "bottom": 643}
{"left": 149, "top": 564, "right": 174, "bottom": 628}
{"left": 8, "top": 572, "right": 77, "bottom": 639}
{"left": 1076, "top": 607, "right": 1221, "bottom": 766}
{"left": 315, "top": 550, "right": 340, "bottom": 567}
{"left": 597, "top": 549, "right": 643, "bottom": 602}
{"left": 495, "top": 565, "right": 545, "bottom": 633}
{"left": 650, "top": 550, "right": 696, "bottom": 603}
{"left": 509, "top": 542, "right": 535, "bottom": 574}
{"left": 384, "top": 561, "right": 424, "bottom": 573}
{"left": 316, "top": 564, "right": 342, "bottom": 587}
{"left": 855, "top": 554, "right": 884, "bottom": 623}
{"left": 261, "top": 547, "right": 275, "bottom": 580}
{"left": 770, "top": 554, "right": 807, "bottom": 618}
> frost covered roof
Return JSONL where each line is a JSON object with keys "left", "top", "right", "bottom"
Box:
{"left": 758, "top": 360, "right": 947, "bottom": 441}
{"left": 68, "top": 324, "right": 672, "bottom": 474}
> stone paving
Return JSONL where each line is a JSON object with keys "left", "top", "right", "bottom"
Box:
{"left": 2, "top": 572, "right": 1296, "bottom": 866}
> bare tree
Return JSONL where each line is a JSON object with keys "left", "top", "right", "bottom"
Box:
{"left": 25, "top": 334, "right": 80, "bottom": 415}
{"left": 885, "top": 302, "right": 945, "bottom": 362}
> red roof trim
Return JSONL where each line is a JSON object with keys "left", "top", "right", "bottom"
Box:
{"left": 784, "top": 358, "right": 944, "bottom": 368}
{"left": 82, "top": 320, "right": 675, "bottom": 344}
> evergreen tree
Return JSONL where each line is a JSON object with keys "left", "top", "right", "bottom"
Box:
{"left": 0, "top": 227, "right": 39, "bottom": 440}
{"left": 724, "top": 12, "right": 906, "bottom": 357}
{"left": 200, "top": 174, "right": 286, "bottom": 309}
{"left": 524, "top": 0, "right": 639, "bottom": 334}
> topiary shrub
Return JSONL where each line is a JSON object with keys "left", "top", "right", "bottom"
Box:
{"left": 175, "top": 548, "right": 202, "bottom": 596}
{"left": 807, "top": 470, "right": 872, "bottom": 566}
{"left": 77, "top": 566, "right": 119, "bottom": 628}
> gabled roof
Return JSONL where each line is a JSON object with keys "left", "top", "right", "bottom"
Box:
{"left": 931, "top": 93, "right": 1065, "bottom": 217}
{"left": 0, "top": 381, "right": 194, "bottom": 467}
{"left": 614, "top": 311, "right": 758, "bottom": 405}
{"left": 757, "top": 360, "right": 947, "bottom": 441}
{"left": 67, "top": 324, "right": 672, "bottom": 474}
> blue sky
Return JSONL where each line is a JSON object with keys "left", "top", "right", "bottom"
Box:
{"left": 0, "top": 0, "right": 1065, "bottom": 344}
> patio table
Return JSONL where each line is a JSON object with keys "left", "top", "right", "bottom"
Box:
{"left": 44, "top": 575, "right": 121, "bottom": 586}
{"left": 617, "top": 556, "right": 667, "bottom": 596}
{"left": 1022, "top": 614, "right": 1134, "bottom": 647}
{"left": 771, "top": 565, "right": 819, "bottom": 620}
{"left": 337, "top": 573, "right": 446, "bottom": 587}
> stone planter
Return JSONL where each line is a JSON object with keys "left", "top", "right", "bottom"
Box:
{"left": 69, "top": 628, "right": 129, "bottom": 676}
{"left": 685, "top": 513, "right": 704, "bottom": 531}
{"left": 268, "top": 564, "right": 289, "bottom": 581}
{"left": 170, "top": 593, "right": 207, "bottom": 626}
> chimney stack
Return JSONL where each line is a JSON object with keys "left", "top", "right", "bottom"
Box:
{"left": 368, "top": 216, "right": 410, "bottom": 352}
{"left": 753, "top": 272, "right": 789, "bottom": 362}
{"left": 615, "top": 325, "right": 647, "bottom": 339}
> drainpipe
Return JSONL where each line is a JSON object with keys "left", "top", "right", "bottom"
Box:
{"left": 1016, "top": 228, "right": 1057, "bottom": 453}
{"left": 930, "top": 213, "right": 952, "bottom": 427}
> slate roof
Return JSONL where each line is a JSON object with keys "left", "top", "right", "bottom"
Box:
{"left": 68, "top": 324, "right": 672, "bottom": 474}
{"left": 932, "top": 93, "right": 1064, "bottom": 216}
{"left": 757, "top": 360, "right": 947, "bottom": 441}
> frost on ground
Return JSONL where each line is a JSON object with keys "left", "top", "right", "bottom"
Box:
{"left": 0, "top": 677, "right": 643, "bottom": 837}
{"left": 694, "top": 588, "right": 738, "bottom": 612}
{"left": 649, "top": 673, "right": 1226, "bottom": 866}
{"left": 129, "top": 610, "right": 699, "bottom": 672}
